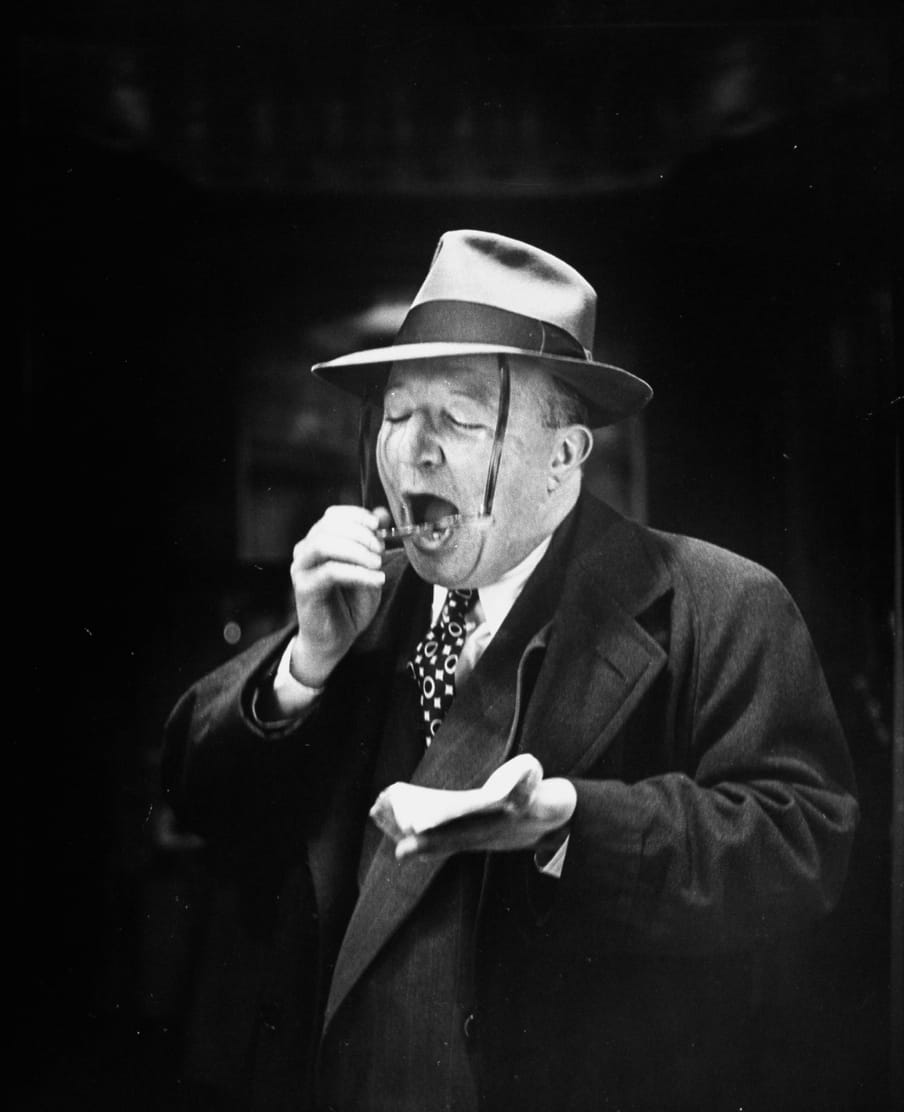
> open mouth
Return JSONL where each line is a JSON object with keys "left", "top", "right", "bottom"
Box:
{"left": 375, "top": 493, "right": 464, "bottom": 545}
{"left": 404, "top": 493, "right": 460, "bottom": 528}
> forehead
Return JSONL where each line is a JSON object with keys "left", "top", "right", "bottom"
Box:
{"left": 384, "top": 355, "right": 556, "bottom": 415}
{"left": 385, "top": 356, "right": 501, "bottom": 407}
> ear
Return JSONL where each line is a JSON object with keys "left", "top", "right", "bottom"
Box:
{"left": 547, "top": 424, "right": 593, "bottom": 491}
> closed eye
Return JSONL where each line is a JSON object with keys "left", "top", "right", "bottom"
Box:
{"left": 445, "top": 409, "right": 492, "bottom": 431}
{"left": 381, "top": 401, "right": 412, "bottom": 424}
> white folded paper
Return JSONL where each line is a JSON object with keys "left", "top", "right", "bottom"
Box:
{"left": 369, "top": 753, "right": 544, "bottom": 842}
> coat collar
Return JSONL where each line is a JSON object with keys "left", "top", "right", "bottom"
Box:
{"left": 323, "top": 492, "right": 671, "bottom": 1032}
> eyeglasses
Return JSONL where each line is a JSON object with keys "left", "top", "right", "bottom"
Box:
{"left": 357, "top": 355, "right": 511, "bottom": 546}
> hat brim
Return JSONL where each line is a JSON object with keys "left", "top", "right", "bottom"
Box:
{"left": 311, "top": 341, "right": 652, "bottom": 428}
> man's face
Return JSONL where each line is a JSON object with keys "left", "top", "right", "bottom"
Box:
{"left": 375, "top": 356, "right": 567, "bottom": 588}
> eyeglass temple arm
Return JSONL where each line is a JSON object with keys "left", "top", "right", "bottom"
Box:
{"left": 481, "top": 354, "right": 510, "bottom": 517}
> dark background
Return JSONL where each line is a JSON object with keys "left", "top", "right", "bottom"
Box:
{"left": 16, "top": 3, "right": 901, "bottom": 1109}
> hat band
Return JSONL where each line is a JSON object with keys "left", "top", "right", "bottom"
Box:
{"left": 394, "top": 300, "right": 589, "bottom": 361}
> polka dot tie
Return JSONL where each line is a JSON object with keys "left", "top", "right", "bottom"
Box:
{"left": 408, "top": 588, "right": 475, "bottom": 745}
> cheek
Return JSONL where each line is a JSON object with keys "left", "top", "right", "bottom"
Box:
{"left": 375, "top": 428, "right": 393, "bottom": 479}
{"left": 498, "top": 449, "right": 547, "bottom": 504}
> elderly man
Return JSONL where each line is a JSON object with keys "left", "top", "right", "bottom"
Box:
{"left": 163, "top": 231, "right": 857, "bottom": 1112}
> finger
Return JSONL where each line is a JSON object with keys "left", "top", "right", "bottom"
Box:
{"left": 295, "top": 508, "right": 386, "bottom": 560}
{"left": 395, "top": 831, "right": 481, "bottom": 860}
{"left": 396, "top": 828, "right": 495, "bottom": 859}
{"left": 394, "top": 802, "right": 572, "bottom": 860}
{"left": 322, "top": 503, "right": 383, "bottom": 523}
{"left": 294, "top": 535, "right": 385, "bottom": 574}
{"left": 305, "top": 516, "right": 385, "bottom": 554}
{"left": 321, "top": 504, "right": 386, "bottom": 536}
{"left": 395, "top": 835, "right": 423, "bottom": 860}
{"left": 306, "top": 561, "right": 386, "bottom": 593}
{"left": 396, "top": 833, "right": 459, "bottom": 860}
{"left": 529, "top": 778, "right": 577, "bottom": 825}
{"left": 396, "top": 814, "right": 511, "bottom": 859}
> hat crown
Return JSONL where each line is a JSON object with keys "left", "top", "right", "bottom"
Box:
{"left": 411, "top": 230, "right": 597, "bottom": 354}
{"left": 310, "top": 228, "right": 652, "bottom": 428}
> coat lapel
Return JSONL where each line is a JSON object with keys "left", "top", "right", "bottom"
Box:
{"left": 303, "top": 553, "right": 429, "bottom": 998}
{"left": 518, "top": 574, "right": 668, "bottom": 778}
{"left": 323, "top": 557, "right": 557, "bottom": 1031}
{"left": 517, "top": 501, "right": 671, "bottom": 775}
{"left": 323, "top": 493, "right": 671, "bottom": 1032}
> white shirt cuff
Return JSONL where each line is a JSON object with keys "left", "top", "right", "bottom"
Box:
{"left": 271, "top": 637, "right": 324, "bottom": 717}
{"left": 535, "top": 833, "right": 570, "bottom": 879}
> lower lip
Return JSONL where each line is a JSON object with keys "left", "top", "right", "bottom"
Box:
{"left": 409, "top": 523, "right": 455, "bottom": 551}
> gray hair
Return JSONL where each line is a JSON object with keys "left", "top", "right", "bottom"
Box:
{"left": 538, "top": 374, "right": 591, "bottom": 429}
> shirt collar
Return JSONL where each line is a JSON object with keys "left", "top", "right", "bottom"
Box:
{"left": 430, "top": 536, "right": 553, "bottom": 636}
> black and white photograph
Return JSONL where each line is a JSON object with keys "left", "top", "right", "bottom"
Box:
{"left": 17, "top": 3, "right": 901, "bottom": 1110}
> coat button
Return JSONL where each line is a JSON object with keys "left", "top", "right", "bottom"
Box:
{"left": 259, "top": 1002, "right": 282, "bottom": 1033}
{"left": 463, "top": 1011, "right": 477, "bottom": 1042}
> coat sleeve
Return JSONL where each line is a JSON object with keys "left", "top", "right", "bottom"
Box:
{"left": 160, "top": 625, "right": 333, "bottom": 840}
{"left": 554, "top": 556, "right": 859, "bottom": 955}
{"left": 161, "top": 551, "right": 416, "bottom": 845}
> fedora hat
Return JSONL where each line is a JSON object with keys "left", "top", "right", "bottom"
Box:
{"left": 312, "top": 229, "right": 652, "bottom": 427}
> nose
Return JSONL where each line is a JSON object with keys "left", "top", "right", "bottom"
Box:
{"left": 398, "top": 411, "right": 443, "bottom": 469}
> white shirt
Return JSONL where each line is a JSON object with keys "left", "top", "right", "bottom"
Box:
{"left": 429, "top": 536, "right": 551, "bottom": 689}
{"left": 271, "top": 535, "right": 569, "bottom": 876}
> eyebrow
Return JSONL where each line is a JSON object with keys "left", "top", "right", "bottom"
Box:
{"left": 384, "top": 374, "right": 498, "bottom": 408}
{"left": 447, "top": 383, "right": 496, "bottom": 406}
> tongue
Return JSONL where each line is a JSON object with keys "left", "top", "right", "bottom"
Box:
{"left": 423, "top": 496, "right": 457, "bottom": 524}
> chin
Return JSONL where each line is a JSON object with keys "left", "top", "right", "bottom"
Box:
{"left": 405, "top": 539, "right": 481, "bottom": 589}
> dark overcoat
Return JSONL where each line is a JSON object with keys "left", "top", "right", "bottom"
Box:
{"left": 162, "top": 493, "right": 858, "bottom": 1112}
